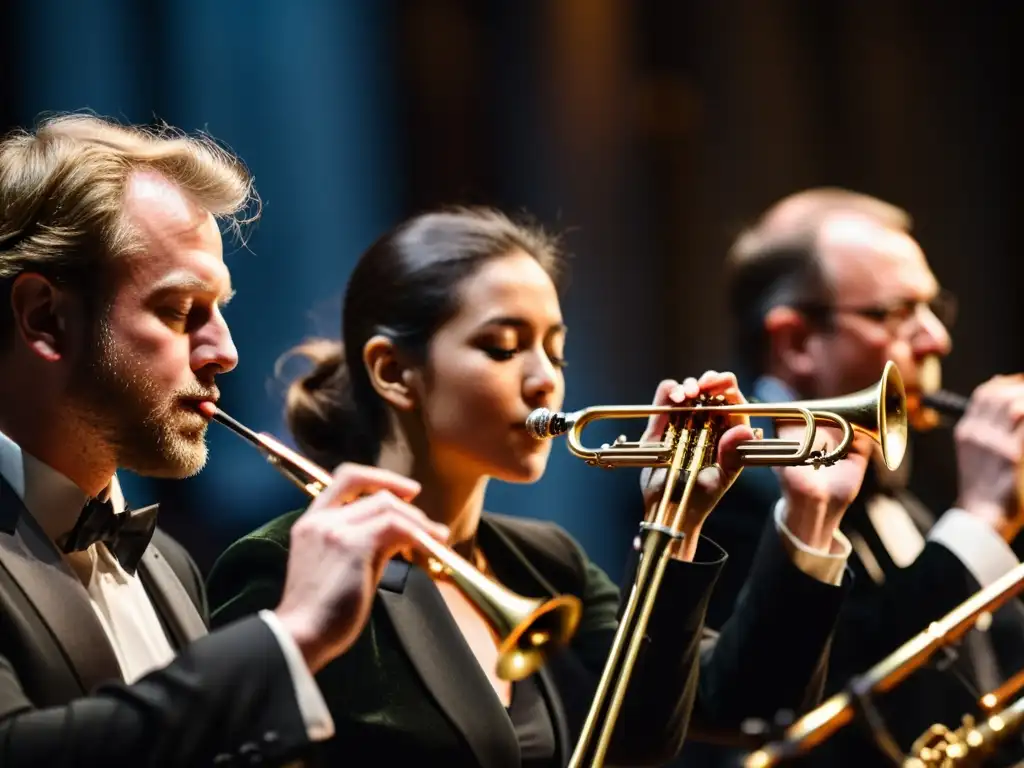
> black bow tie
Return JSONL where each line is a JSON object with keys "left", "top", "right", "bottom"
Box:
{"left": 60, "top": 498, "right": 157, "bottom": 575}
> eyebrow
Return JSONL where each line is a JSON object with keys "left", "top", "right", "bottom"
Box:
{"left": 148, "top": 274, "right": 236, "bottom": 306}
{"left": 479, "top": 316, "right": 567, "bottom": 334}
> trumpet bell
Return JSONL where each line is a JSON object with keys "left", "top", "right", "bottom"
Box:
{"left": 421, "top": 547, "right": 582, "bottom": 682}
{"left": 495, "top": 594, "right": 583, "bottom": 681}
{"left": 877, "top": 360, "right": 909, "bottom": 471}
{"left": 528, "top": 360, "right": 909, "bottom": 473}
{"left": 788, "top": 360, "right": 908, "bottom": 471}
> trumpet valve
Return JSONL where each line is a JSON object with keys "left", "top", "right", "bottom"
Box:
{"left": 600, "top": 435, "right": 630, "bottom": 450}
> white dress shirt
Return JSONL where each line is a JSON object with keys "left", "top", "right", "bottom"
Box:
{"left": 0, "top": 427, "right": 333, "bottom": 742}
{"left": 774, "top": 500, "right": 852, "bottom": 586}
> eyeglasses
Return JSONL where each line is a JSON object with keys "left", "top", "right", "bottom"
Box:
{"left": 794, "top": 289, "right": 957, "bottom": 335}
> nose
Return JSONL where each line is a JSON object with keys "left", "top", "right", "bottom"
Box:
{"left": 192, "top": 311, "right": 239, "bottom": 377}
{"left": 912, "top": 304, "right": 952, "bottom": 358}
{"left": 523, "top": 350, "right": 560, "bottom": 405}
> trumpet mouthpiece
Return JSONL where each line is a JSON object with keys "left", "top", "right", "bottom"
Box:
{"left": 526, "top": 408, "right": 572, "bottom": 439}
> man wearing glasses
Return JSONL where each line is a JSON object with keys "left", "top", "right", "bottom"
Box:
{"left": 684, "top": 188, "right": 1024, "bottom": 766}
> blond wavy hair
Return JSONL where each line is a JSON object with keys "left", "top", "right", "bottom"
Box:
{"left": 0, "top": 112, "right": 259, "bottom": 341}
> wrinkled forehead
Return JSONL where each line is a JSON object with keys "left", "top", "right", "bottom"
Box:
{"left": 816, "top": 213, "right": 936, "bottom": 302}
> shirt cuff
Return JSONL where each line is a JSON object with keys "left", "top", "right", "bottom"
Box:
{"left": 258, "top": 609, "right": 335, "bottom": 741}
{"left": 773, "top": 498, "right": 852, "bottom": 586}
{"left": 927, "top": 508, "right": 1020, "bottom": 587}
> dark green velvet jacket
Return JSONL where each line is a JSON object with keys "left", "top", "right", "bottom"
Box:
{"left": 207, "top": 510, "right": 850, "bottom": 768}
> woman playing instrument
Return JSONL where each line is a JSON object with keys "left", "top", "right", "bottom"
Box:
{"left": 207, "top": 207, "right": 871, "bottom": 767}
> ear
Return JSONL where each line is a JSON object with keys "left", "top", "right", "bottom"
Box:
{"left": 764, "top": 306, "right": 817, "bottom": 377}
{"left": 363, "top": 334, "right": 418, "bottom": 412}
{"left": 7, "top": 273, "right": 72, "bottom": 362}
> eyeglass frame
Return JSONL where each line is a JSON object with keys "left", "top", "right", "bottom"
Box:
{"left": 789, "top": 288, "right": 957, "bottom": 336}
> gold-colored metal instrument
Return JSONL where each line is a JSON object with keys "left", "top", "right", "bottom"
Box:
{"left": 904, "top": 613, "right": 1024, "bottom": 766}
{"left": 206, "top": 405, "right": 582, "bottom": 683}
{"left": 904, "top": 693, "right": 1024, "bottom": 767}
{"left": 528, "top": 360, "right": 908, "bottom": 472}
{"left": 528, "top": 361, "right": 908, "bottom": 767}
{"left": 744, "top": 560, "right": 1024, "bottom": 767}
{"left": 901, "top": 387, "right": 1024, "bottom": 766}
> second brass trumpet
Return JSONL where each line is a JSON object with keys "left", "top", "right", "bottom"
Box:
{"left": 527, "top": 360, "right": 908, "bottom": 472}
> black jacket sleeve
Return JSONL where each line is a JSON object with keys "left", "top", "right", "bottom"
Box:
{"left": 0, "top": 616, "right": 315, "bottom": 767}
{"left": 549, "top": 516, "right": 849, "bottom": 765}
{"left": 553, "top": 533, "right": 727, "bottom": 766}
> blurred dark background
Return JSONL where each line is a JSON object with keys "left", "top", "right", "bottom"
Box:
{"left": 0, "top": 0, "right": 1018, "bottom": 579}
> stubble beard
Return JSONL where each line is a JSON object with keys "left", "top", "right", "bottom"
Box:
{"left": 66, "top": 321, "right": 210, "bottom": 479}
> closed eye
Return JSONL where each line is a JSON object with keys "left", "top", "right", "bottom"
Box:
{"left": 158, "top": 305, "right": 191, "bottom": 327}
{"left": 484, "top": 346, "right": 517, "bottom": 361}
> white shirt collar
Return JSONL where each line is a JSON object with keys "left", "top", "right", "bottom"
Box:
{"left": 0, "top": 427, "right": 125, "bottom": 545}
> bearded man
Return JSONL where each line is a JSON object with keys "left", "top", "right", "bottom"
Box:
{"left": 0, "top": 113, "right": 449, "bottom": 766}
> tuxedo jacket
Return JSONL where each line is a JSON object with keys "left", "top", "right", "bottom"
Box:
{"left": 0, "top": 476, "right": 313, "bottom": 767}
{"left": 699, "top": 398, "right": 1024, "bottom": 765}
{"left": 207, "top": 508, "right": 851, "bottom": 768}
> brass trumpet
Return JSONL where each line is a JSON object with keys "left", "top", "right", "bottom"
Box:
{"left": 745, "top": 560, "right": 1024, "bottom": 767}
{"left": 529, "top": 360, "right": 908, "bottom": 472}
{"left": 529, "top": 361, "right": 908, "bottom": 767}
{"left": 205, "top": 405, "right": 582, "bottom": 682}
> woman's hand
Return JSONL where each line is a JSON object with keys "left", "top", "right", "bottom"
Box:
{"left": 638, "top": 370, "right": 755, "bottom": 559}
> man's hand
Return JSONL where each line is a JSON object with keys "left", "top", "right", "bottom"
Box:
{"left": 954, "top": 374, "right": 1024, "bottom": 542}
{"left": 273, "top": 463, "right": 450, "bottom": 673}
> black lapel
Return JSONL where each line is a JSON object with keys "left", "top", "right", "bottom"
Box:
{"left": 376, "top": 559, "right": 521, "bottom": 768}
{"left": 534, "top": 658, "right": 571, "bottom": 765}
{"left": 476, "top": 517, "right": 572, "bottom": 765}
{"left": 136, "top": 527, "right": 207, "bottom": 649}
{"left": 0, "top": 478, "right": 124, "bottom": 695}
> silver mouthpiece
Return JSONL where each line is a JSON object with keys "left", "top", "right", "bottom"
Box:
{"left": 526, "top": 408, "right": 574, "bottom": 439}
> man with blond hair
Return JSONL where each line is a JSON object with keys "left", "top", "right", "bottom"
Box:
{"left": 693, "top": 187, "right": 1024, "bottom": 765}
{"left": 0, "top": 113, "right": 450, "bottom": 766}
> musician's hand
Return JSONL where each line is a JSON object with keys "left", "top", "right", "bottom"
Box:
{"left": 273, "top": 463, "right": 450, "bottom": 674}
{"left": 954, "top": 374, "right": 1024, "bottom": 542}
{"left": 639, "top": 370, "right": 755, "bottom": 559}
{"left": 774, "top": 424, "right": 873, "bottom": 551}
